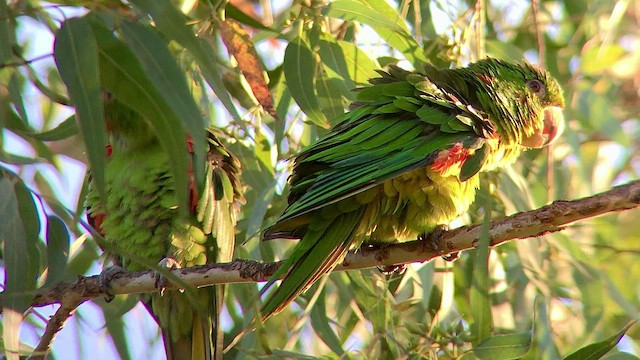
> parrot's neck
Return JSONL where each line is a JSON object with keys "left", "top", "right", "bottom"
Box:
{"left": 104, "top": 96, "right": 158, "bottom": 151}
{"left": 106, "top": 116, "right": 158, "bottom": 151}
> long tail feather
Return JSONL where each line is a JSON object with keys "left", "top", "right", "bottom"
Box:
{"left": 260, "top": 207, "right": 365, "bottom": 319}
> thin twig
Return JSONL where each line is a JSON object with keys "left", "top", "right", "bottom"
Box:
{"left": 26, "top": 298, "right": 85, "bottom": 360}
{"left": 11, "top": 180, "right": 638, "bottom": 310}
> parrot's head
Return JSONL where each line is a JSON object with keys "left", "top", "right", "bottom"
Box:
{"left": 465, "top": 58, "right": 565, "bottom": 149}
{"left": 102, "top": 92, "right": 157, "bottom": 149}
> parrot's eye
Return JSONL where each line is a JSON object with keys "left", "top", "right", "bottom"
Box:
{"left": 526, "top": 79, "right": 546, "bottom": 98}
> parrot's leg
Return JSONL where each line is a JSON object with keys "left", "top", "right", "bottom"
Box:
{"left": 99, "top": 265, "right": 125, "bottom": 302}
{"left": 419, "top": 225, "right": 460, "bottom": 261}
{"left": 154, "top": 257, "right": 181, "bottom": 296}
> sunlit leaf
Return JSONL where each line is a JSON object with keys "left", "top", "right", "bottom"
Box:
{"left": 30, "top": 115, "right": 79, "bottom": 141}
{"left": 472, "top": 332, "right": 532, "bottom": 359}
{"left": 323, "top": 0, "right": 427, "bottom": 66}
{"left": 284, "top": 37, "right": 329, "bottom": 128}
{"left": 563, "top": 322, "right": 636, "bottom": 360}
{"left": 470, "top": 197, "right": 493, "bottom": 344}
{"left": 310, "top": 290, "right": 345, "bottom": 355}
{"left": 316, "top": 71, "right": 346, "bottom": 124}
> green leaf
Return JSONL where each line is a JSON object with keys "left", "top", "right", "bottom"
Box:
{"left": 319, "top": 37, "right": 379, "bottom": 86}
{"left": 324, "top": 0, "right": 410, "bottom": 32}
{"left": 602, "top": 353, "right": 640, "bottom": 360}
{"left": 0, "top": 174, "right": 26, "bottom": 360}
{"left": 284, "top": 37, "right": 329, "bottom": 128}
{"left": 8, "top": 72, "right": 29, "bottom": 126}
{"left": 225, "top": 3, "right": 278, "bottom": 33}
{"left": 0, "top": 1, "right": 15, "bottom": 64}
{"left": 472, "top": 332, "right": 532, "bottom": 359}
{"left": 563, "top": 322, "right": 636, "bottom": 360}
{"left": 460, "top": 144, "right": 488, "bottom": 182}
{"left": 120, "top": 20, "right": 206, "bottom": 187}
{"left": 581, "top": 44, "right": 626, "bottom": 76}
{"left": 96, "top": 295, "right": 138, "bottom": 360}
{"left": 318, "top": 38, "right": 356, "bottom": 91}
{"left": 0, "top": 153, "right": 42, "bottom": 165}
{"left": 470, "top": 194, "right": 492, "bottom": 344}
{"left": 0, "top": 171, "right": 39, "bottom": 313}
{"left": 486, "top": 40, "right": 525, "bottom": 62}
{"left": 88, "top": 18, "right": 190, "bottom": 216}
{"left": 310, "top": 291, "right": 345, "bottom": 356}
{"left": 245, "top": 185, "right": 275, "bottom": 242}
{"left": 323, "top": 0, "right": 427, "bottom": 66}
{"left": 130, "top": 0, "right": 240, "bottom": 121}
{"left": 54, "top": 17, "right": 106, "bottom": 201}
{"left": 316, "top": 71, "right": 346, "bottom": 123}
{"left": 44, "top": 215, "right": 70, "bottom": 287}
{"left": 30, "top": 115, "right": 79, "bottom": 141}
{"left": 572, "top": 262, "right": 604, "bottom": 332}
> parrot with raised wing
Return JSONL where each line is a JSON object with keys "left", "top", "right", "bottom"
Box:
{"left": 86, "top": 94, "right": 244, "bottom": 360}
{"left": 260, "top": 58, "right": 564, "bottom": 318}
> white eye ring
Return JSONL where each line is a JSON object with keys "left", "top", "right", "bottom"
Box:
{"left": 526, "top": 79, "right": 546, "bottom": 98}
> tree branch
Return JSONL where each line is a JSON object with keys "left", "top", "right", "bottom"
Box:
{"left": 14, "top": 180, "right": 640, "bottom": 310}
{"left": 26, "top": 298, "right": 85, "bottom": 360}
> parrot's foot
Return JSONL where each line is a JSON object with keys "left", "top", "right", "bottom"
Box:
{"left": 99, "top": 265, "right": 125, "bottom": 302}
{"left": 154, "top": 257, "right": 181, "bottom": 296}
{"left": 361, "top": 242, "right": 407, "bottom": 275}
{"left": 419, "top": 225, "right": 459, "bottom": 262}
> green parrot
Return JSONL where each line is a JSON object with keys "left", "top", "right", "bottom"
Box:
{"left": 86, "top": 94, "right": 244, "bottom": 360}
{"left": 260, "top": 58, "right": 564, "bottom": 318}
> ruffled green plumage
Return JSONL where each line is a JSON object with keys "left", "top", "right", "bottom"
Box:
{"left": 86, "top": 96, "right": 244, "bottom": 360}
{"left": 260, "top": 58, "right": 564, "bottom": 319}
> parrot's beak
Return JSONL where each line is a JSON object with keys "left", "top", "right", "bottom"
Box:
{"left": 521, "top": 106, "right": 564, "bottom": 148}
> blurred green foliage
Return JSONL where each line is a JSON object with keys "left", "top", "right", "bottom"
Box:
{"left": 1, "top": 0, "right": 639, "bottom": 358}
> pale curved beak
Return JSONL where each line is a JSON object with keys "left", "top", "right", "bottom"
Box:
{"left": 521, "top": 106, "right": 565, "bottom": 148}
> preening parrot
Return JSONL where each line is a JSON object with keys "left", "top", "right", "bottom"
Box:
{"left": 86, "top": 94, "right": 244, "bottom": 360}
{"left": 260, "top": 58, "right": 565, "bottom": 318}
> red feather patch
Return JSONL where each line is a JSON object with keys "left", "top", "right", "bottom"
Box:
{"left": 431, "top": 143, "right": 471, "bottom": 174}
{"left": 186, "top": 135, "right": 199, "bottom": 214}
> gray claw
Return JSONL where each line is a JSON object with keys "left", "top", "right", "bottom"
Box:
{"left": 155, "top": 257, "right": 181, "bottom": 296}
{"left": 99, "top": 265, "right": 125, "bottom": 302}
{"left": 419, "top": 225, "right": 459, "bottom": 261}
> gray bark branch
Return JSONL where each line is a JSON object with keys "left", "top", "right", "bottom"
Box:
{"left": 15, "top": 179, "right": 640, "bottom": 309}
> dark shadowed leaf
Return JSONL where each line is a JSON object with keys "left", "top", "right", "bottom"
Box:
{"left": 120, "top": 20, "right": 206, "bottom": 187}
{"left": 44, "top": 215, "right": 70, "bottom": 287}
{"left": 130, "top": 0, "right": 240, "bottom": 120}
{"left": 88, "top": 18, "right": 190, "bottom": 216}
{"left": 54, "top": 17, "right": 105, "bottom": 200}
{"left": 225, "top": 3, "right": 278, "bottom": 33}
